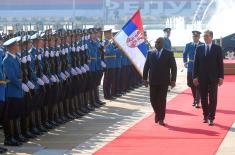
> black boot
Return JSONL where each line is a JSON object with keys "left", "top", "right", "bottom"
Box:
{"left": 21, "top": 116, "right": 37, "bottom": 139}
{"left": 4, "top": 120, "right": 22, "bottom": 146}
{"left": 36, "top": 110, "right": 48, "bottom": 132}
{"left": 30, "top": 112, "right": 43, "bottom": 135}
{"left": 14, "top": 119, "right": 29, "bottom": 143}
{"left": 74, "top": 96, "right": 86, "bottom": 116}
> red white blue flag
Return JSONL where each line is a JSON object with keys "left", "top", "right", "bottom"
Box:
{"left": 114, "top": 9, "right": 148, "bottom": 77}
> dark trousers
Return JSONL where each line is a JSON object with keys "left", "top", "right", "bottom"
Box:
{"left": 103, "top": 68, "right": 115, "bottom": 98}
{"left": 150, "top": 85, "right": 168, "bottom": 121}
{"left": 187, "top": 73, "right": 200, "bottom": 103}
{"left": 199, "top": 81, "right": 218, "bottom": 120}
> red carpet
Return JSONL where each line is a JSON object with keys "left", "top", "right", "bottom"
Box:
{"left": 94, "top": 76, "right": 235, "bottom": 155}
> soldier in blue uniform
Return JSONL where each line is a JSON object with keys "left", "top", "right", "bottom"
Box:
{"left": 0, "top": 35, "right": 8, "bottom": 153}
{"left": 95, "top": 28, "right": 106, "bottom": 105}
{"left": 183, "top": 31, "right": 203, "bottom": 108}
{"left": 3, "top": 37, "right": 27, "bottom": 146}
{"left": 163, "top": 28, "right": 172, "bottom": 52}
{"left": 103, "top": 30, "right": 117, "bottom": 99}
{"left": 86, "top": 28, "right": 101, "bottom": 109}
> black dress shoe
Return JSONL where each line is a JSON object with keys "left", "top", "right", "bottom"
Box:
{"left": 203, "top": 119, "right": 208, "bottom": 123}
{"left": 31, "top": 128, "right": 43, "bottom": 135}
{"left": 192, "top": 102, "right": 196, "bottom": 106}
{"left": 15, "top": 134, "right": 29, "bottom": 143}
{"left": 76, "top": 110, "right": 86, "bottom": 116}
{"left": 208, "top": 120, "right": 214, "bottom": 126}
{"left": 159, "top": 120, "right": 165, "bottom": 126}
{"left": 0, "top": 147, "right": 8, "bottom": 154}
{"left": 38, "top": 124, "right": 48, "bottom": 132}
{"left": 44, "top": 122, "right": 54, "bottom": 129}
{"left": 4, "top": 138, "right": 22, "bottom": 146}
{"left": 24, "top": 131, "right": 37, "bottom": 139}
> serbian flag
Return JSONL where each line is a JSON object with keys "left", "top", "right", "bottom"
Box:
{"left": 114, "top": 9, "right": 148, "bottom": 77}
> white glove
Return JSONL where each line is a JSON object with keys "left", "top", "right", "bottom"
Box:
{"left": 85, "top": 44, "right": 88, "bottom": 49}
{"left": 101, "top": 61, "right": 107, "bottom": 68}
{"left": 42, "top": 74, "right": 50, "bottom": 84}
{"left": 71, "top": 68, "right": 78, "bottom": 75}
{"left": 62, "top": 49, "right": 66, "bottom": 55}
{"left": 65, "top": 71, "right": 70, "bottom": 78}
{"left": 55, "top": 75, "right": 60, "bottom": 82}
{"left": 21, "top": 56, "right": 27, "bottom": 63}
{"left": 50, "top": 75, "right": 57, "bottom": 83}
{"left": 60, "top": 72, "right": 67, "bottom": 81}
{"left": 87, "top": 35, "right": 90, "bottom": 39}
{"left": 55, "top": 51, "right": 60, "bottom": 57}
{"left": 72, "top": 46, "right": 76, "bottom": 52}
{"left": 37, "top": 78, "right": 44, "bottom": 86}
{"left": 85, "top": 35, "right": 88, "bottom": 40}
{"left": 45, "top": 50, "right": 49, "bottom": 58}
{"left": 84, "top": 64, "right": 90, "bottom": 71}
{"left": 80, "top": 66, "right": 86, "bottom": 73}
{"left": 22, "top": 83, "right": 30, "bottom": 92}
{"left": 65, "top": 48, "right": 69, "bottom": 54}
{"left": 81, "top": 45, "right": 85, "bottom": 51}
{"left": 27, "top": 55, "right": 32, "bottom": 62}
{"left": 76, "top": 46, "right": 80, "bottom": 52}
{"left": 50, "top": 51, "right": 54, "bottom": 57}
{"left": 75, "top": 67, "right": 82, "bottom": 75}
{"left": 101, "top": 41, "right": 105, "bottom": 46}
{"left": 37, "top": 54, "right": 42, "bottom": 60}
{"left": 26, "top": 81, "right": 35, "bottom": 89}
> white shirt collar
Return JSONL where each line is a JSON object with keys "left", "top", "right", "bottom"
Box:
{"left": 7, "top": 51, "right": 16, "bottom": 59}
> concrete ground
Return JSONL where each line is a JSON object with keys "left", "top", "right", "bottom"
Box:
{"left": 0, "top": 59, "right": 234, "bottom": 155}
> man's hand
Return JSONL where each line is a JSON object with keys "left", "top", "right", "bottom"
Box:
{"left": 143, "top": 80, "right": 149, "bottom": 87}
{"left": 218, "top": 78, "right": 223, "bottom": 86}
{"left": 193, "top": 78, "right": 199, "bottom": 86}
{"left": 171, "top": 81, "right": 176, "bottom": 88}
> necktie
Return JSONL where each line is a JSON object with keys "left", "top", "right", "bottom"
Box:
{"left": 156, "top": 51, "right": 160, "bottom": 59}
{"left": 206, "top": 45, "right": 209, "bottom": 56}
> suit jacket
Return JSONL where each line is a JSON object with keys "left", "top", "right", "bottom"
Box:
{"left": 143, "top": 49, "right": 177, "bottom": 86}
{"left": 193, "top": 44, "right": 224, "bottom": 84}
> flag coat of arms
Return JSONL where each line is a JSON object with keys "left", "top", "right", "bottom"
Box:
{"left": 114, "top": 10, "right": 148, "bottom": 77}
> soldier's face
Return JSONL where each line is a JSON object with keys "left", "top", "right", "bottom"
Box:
{"left": 193, "top": 35, "right": 200, "bottom": 42}
{"left": 91, "top": 33, "right": 96, "bottom": 40}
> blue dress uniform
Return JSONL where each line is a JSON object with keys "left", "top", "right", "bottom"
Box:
{"left": 86, "top": 33, "right": 101, "bottom": 109}
{"left": 163, "top": 28, "right": 172, "bottom": 52}
{"left": 0, "top": 43, "right": 8, "bottom": 153}
{"left": 103, "top": 40, "right": 117, "bottom": 99}
{"left": 114, "top": 47, "right": 122, "bottom": 96}
{"left": 3, "top": 37, "right": 26, "bottom": 146}
{"left": 0, "top": 46, "right": 6, "bottom": 103}
{"left": 183, "top": 31, "right": 203, "bottom": 107}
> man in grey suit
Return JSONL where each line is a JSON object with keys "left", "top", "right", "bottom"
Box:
{"left": 143, "top": 37, "right": 177, "bottom": 126}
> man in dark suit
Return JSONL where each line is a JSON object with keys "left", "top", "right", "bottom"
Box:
{"left": 143, "top": 37, "right": 177, "bottom": 126}
{"left": 193, "top": 30, "right": 224, "bottom": 126}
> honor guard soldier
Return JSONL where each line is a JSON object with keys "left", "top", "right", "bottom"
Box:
{"left": 86, "top": 28, "right": 102, "bottom": 109}
{"left": 183, "top": 31, "right": 203, "bottom": 108}
{"left": 163, "top": 28, "right": 172, "bottom": 52}
{"left": 95, "top": 28, "right": 106, "bottom": 105}
{"left": 0, "top": 35, "right": 8, "bottom": 153}
{"left": 103, "top": 29, "right": 117, "bottom": 99}
{"left": 3, "top": 36, "right": 27, "bottom": 146}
